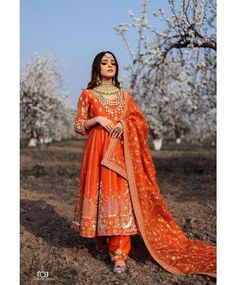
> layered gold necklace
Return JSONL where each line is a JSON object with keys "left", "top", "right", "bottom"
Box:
{"left": 93, "top": 84, "right": 125, "bottom": 118}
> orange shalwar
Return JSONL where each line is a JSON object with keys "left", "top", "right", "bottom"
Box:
{"left": 96, "top": 235, "right": 131, "bottom": 262}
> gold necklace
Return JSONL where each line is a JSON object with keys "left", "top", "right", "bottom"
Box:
{"left": 93, "top": 84, "right": 119, "bottom": 96}
{"left": 93, "top": 85, "right": 125, "bottom": 118}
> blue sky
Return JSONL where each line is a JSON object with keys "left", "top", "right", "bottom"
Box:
{"left": 20, "top": 0, "right": 168, "bottom": 106}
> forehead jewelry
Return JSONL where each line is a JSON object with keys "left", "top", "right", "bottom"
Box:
{"left": 104, "top": 53, "right": 113, "bottom": 58}
{"left": 102, "top": 53, "right": 114, "bottom": 60}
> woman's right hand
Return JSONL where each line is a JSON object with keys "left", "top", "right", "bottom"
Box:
{"left": 96, "top": 116, "right": 115, "bottom": 132}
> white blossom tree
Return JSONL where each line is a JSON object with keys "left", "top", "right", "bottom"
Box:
{"left": 114, "top": 0, "right": 216, "bottom": 148}
{"left": 20, "top": 52, "right": 74, "bottom": 146}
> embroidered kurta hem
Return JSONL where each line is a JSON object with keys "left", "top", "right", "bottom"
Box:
{"left": 71, "top": 89, "right": 216, "bottom": 278}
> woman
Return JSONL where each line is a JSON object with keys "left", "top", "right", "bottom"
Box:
{"left": 71, "top": 51, "right": 216, "bottom": 277}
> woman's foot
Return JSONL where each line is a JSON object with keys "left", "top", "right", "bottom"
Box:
{"left": 113, "top": 259, "right": 128, "bottom": 274}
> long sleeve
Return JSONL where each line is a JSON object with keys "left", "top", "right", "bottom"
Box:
{"left": 74, "top": 89, "right": 91, "bottom": 136}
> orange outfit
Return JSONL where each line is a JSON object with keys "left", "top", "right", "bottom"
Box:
{"left": 71, "top": 89, "right": 216, "bottom": 278}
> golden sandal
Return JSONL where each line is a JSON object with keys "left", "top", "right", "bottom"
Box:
{"left": 112, "top": 260, "right": 128, "bottom": 274}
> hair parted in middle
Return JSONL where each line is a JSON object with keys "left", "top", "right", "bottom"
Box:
{"left": 86, "top": 51, "right": 120, "bottom": 90}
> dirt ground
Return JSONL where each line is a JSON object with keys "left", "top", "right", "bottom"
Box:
{"left": 20, "top": 138, "right": 216, "bottom": 285}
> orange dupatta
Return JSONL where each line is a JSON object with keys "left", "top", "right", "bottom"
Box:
{"left": 101, "top": 90, "right": 216, "bottom": 278}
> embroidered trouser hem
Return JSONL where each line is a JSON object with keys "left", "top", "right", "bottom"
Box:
{"left": 96, "top": 235, "right": 131, "bottom": 262}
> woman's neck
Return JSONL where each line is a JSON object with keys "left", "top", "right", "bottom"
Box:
{"left": 101, "top": 78, "right": 113, "bottom": 85}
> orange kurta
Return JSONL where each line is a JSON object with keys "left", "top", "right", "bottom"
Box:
{"left": 71, "top": 89, "right": 139, "bottom": 237}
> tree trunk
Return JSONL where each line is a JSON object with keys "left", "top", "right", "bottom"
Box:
{"left": 153, "top": 138, "right": 163, "bottom": 150}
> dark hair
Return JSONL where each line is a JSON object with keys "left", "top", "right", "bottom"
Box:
{"left": 87, "top": 51, "right": 120, "bottom": 89}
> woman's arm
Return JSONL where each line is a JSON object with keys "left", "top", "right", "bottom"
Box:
{"left": 83, "top": 117, "right": 98, "bottom": 130}
{"left": 74, "top": 90, "right": 92, "bottom": 136}
{"left": 75, "top": 90, "right": 118, "bottom": 135}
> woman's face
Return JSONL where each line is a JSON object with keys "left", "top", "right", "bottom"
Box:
{"left": 99, "top": 53, "right": 117, "bottom": 79}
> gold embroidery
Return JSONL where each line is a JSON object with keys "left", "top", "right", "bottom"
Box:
{"left": 71, "top": 178, "right": 139, "bottom": 237}
{"left": 74, "top": 90, "right": 91, "bottom": 136}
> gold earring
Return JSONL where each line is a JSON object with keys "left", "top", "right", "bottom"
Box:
{"left": 96, "top": 76, "right": 101, "bottom": 85}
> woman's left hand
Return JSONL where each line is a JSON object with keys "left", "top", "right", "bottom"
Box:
{"left": 110, "top": 122, "right": 123, "bottom": 138}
